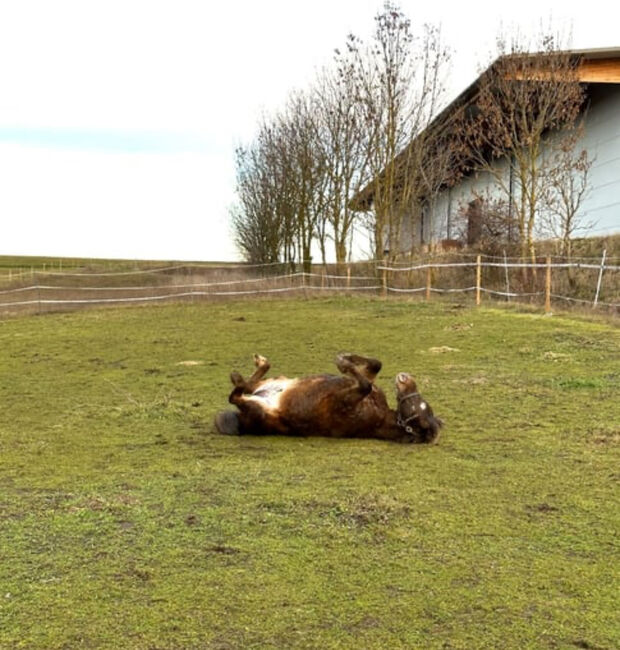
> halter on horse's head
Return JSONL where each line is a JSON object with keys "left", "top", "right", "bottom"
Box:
{"left": 395, "top": 372, "right": 442, "bottom": 443}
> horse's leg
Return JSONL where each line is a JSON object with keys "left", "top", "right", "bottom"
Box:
{"left": 220, "top": 355, "right": 273, "bottom": 436}
{"left": 229, "top": 353, "right": 271, "bottom": 393}
{"left": 247, "top": 354, "right": 271, "bottom": 389}
{"left": 336, "top": 353, "right": 382, "bottom": 381}
{"left": 225, "top": 388, "right": 279, "bottom": 436}
{"left": 217, "top": 396, "right": 269, "bottom": 435}
{"left": 335, "top": 357, "right": 373, "bottom": 406}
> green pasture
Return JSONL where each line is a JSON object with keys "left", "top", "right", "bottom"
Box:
{"left": 0, "top": 255, "right": 235, "bottom": 276}
{"left": 0, "top": 298, "right": 618, "bottom": 649}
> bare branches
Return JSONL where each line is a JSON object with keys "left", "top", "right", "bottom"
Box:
{"left": 348, "top": 6, "right": 452, "bottom": 258}
{"left": 314, "top": 51, "right": 370, "bottom": 263}
{"left": 231, "top": 92, "right": 327, "bottom": 268}
{"left": 457, "top": 31, "right": 587, "bottom": 263}
{"left": 232, "top": 7, "right": 591, "bottom": 269}
{"left": 230, "top": 2, "right": 453, "bottom": 265}
{"left": 540, "top": 128, "right": 594, "bottom": 258}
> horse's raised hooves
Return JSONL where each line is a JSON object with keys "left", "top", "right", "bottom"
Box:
{"left": 254, "top": 353, "right": 269, "bottom": 368}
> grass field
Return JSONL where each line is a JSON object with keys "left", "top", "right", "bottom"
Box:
{"left": 0, "top": 255, "right": 237, "bottom": 278}
{"left": 1, "top": 298, "right": 618, "bottom": 649}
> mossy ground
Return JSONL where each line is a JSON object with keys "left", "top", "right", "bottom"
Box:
{"left": 1, "top": 298, "right": 618, "bottom": 649}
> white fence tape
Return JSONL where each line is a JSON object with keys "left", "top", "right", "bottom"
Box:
{"left": 386, "top": 286, "right": 427, "bottom": 294}
{"left": 0, "top": 279, "right": 383, "bottom": 308}
{"left": 480, "top": 288, "right": 544, "bottom": 298}
{"left": 378, "top": 262, "right": 477, "bottom": 271}
{"left": 0, "top": 273, "right": 304, "bottom": 294}
{"left": 379, "top": 261, "right": 620, "bottom": 272}
{"left": 0, "top": 264, "right": 617, "bottom": 311}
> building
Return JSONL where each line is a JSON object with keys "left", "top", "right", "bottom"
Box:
{"left": 354, "top": 48, "right": 620, "bottom": 253}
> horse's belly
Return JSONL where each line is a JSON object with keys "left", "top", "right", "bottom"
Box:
{"left": 245, "top": 378, "right": 298, "bottom": 411}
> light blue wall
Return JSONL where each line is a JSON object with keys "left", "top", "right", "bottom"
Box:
{"left": 579, "top": 84, "right": 620, "bottom": 235}
{"left": 427, "top": 83, "right": 620, "bottom": 243}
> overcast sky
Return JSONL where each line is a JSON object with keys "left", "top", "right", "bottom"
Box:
{"left": 0, "top": 0, "right": 617, "bottom": 262}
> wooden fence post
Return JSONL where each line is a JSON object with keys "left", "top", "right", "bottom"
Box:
{"left": 475, "top": 255, "right": 481, "bottom": 306}
{"left": 346, "top": 266, "right": 351, "bottom": 291}
{"left": 545, "top": 256, "right": 552, "bottom": 313}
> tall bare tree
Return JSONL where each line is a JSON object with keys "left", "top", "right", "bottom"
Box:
{"left": 231, "top": 140, "right": 282, "bottom": 265}
{"left": 274, "top": 91, "right": 328, "bottom": 271}
{"left": 232, "top": 2, "right": 455, "bottom": 266}
{"left": 314, "top": 58, "right": 369, "bottom": 264}
{"left": 348, "top": 3, "right": 451, "bottom": 259}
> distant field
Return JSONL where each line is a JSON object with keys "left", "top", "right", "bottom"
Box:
{"left": 0, "top": 255, "right": 238, "bottom": 274}
{"left": 1, "top": 298, "right": 618, "bottom": 649}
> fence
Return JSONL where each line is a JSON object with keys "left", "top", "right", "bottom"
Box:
{"left": 0, "top": 252, "right": 618, "bottom": 316}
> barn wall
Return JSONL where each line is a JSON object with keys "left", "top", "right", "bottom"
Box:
{"left": 578, "top": 84, "right": 620, "bottom": 235}
{"left": 421, "top": 83, "right": 620, "bottom": 247}
{"left": 429, "top": 159, "right": 512, "bottom": 243}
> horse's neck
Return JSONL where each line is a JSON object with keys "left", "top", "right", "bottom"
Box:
{"left": 377, "top": 410, "right": 403, "bottom": 440}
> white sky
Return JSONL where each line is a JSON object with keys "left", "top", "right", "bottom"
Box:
{"left": 0, "top": 0, "right": 617, "bottom": 262}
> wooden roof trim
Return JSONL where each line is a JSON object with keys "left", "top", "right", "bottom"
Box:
{"left": 578, "top": 58, "right": 620, "bottom": 83}
{"left": 350, "top": 48, "right": 620, "bottom": 211}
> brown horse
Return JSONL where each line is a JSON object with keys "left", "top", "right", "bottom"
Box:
{"left": 214, "top": 353, "right": 442, "bottom": 444}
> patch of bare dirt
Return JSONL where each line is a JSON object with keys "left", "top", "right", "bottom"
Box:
{"left": 428, "top": 346, "right": 460, "bottom": 353}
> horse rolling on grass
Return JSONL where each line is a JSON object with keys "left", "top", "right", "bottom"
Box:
{"left": 214, "top": 353, "right": 442, "bottom": 444}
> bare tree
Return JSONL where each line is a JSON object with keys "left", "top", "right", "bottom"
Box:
{"left": 314, "top": 60, "right": 369, "bottom": 264}
{"left": 453, "top": 193, "right": 515, "bottom": 254}
{"left": 348, "top": 3, "right": 451, "bottom": 260}
{"left": 276, "top": 91, "right": 328, "bottom": 271}
{"left": 458, "top": 32, "right": 586, "bottom": 264}
{"left": 540, "top": 130, "right": 594, "bottom": 259}
{"left": 232, "top": 95, "right": 328, "bottom": 269}
{"left": 231, "top": 141, "right": 283, "bottom": 264}
{"left": 231, "top": 2, "right": 455, "bottom": 266}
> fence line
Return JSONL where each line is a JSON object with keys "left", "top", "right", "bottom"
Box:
{"left": 4, "top": 251, "right": 620, "bottom": 282}
{"left": 481, "top": 288, "right": 544, "bottom": 298}
{"left": 0, "top": 273, "right": 302, "bottom": 294}
{"left": 378, "top": 261, "right": 620, "bottom": 272}
{"left": 0, "top": 272, "right": 379, "bottom": 296}
{"left": 0, "top": 260, "right": 617, "bottom": 313}
{"left": 0, "top": 283, "right": 383, "bottom": 308}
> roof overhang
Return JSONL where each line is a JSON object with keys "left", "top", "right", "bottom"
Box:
{"left": 350, "top": 47, "right": 620, "bottom": 212}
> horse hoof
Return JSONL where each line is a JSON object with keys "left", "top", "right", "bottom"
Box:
{"left": 230, "top": 371, "right": 244, "bottom": 387}
{"left": 254, "top": 353, "right": 268, "bottom": 367}
{"left": 214, "top": 410, "right": 241, "bottom": 435}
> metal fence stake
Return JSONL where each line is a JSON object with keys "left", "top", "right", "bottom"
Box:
{"left": 476, "top": 255, "right": 481, "bottom": 306}
{"left": 503, "top": 250, "right": 510, "bottom": 301}
{"left": 545, "top": 256, "right": 552, "bottom": 313}
{"left": 593, "top": 249, "right": 607, "bottom": 308}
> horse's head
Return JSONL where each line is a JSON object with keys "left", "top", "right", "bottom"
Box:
{"left": 395, "top": 372, "right": 442, "bottom": 443}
